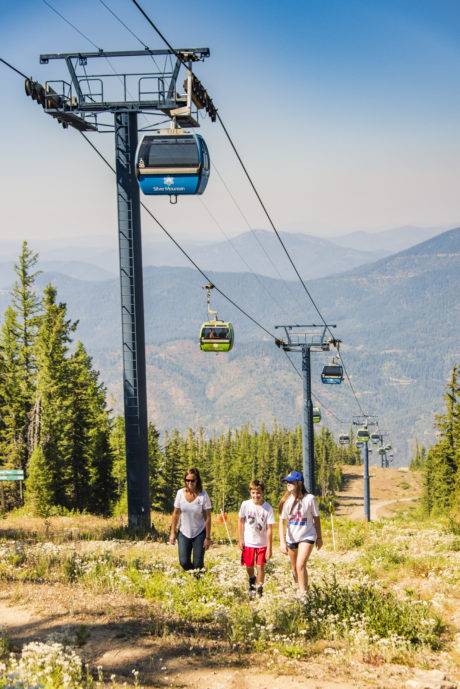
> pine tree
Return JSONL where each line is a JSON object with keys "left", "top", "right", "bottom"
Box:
{"left": 11, "top": 241, "right": 41, "bottom": 473}
{"left": 69, "top": 342, "right": 115, "bottom": 514}
{"left": 423, "top": 366, "right": 459, "bottom": 514}
{"left": 31, "top": 284, "right": 76, "bottom": 509}
{"left": 26, "top": 446, "right": 54, "bottom": 517}
{"left": 0, "top": 308, "right": 22, "bottom": 468}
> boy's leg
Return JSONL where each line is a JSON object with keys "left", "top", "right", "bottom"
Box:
{"left": 296, "top": 541, "right": 315, "bottom": 593}
{"left": 256, "top": 564, "right": 265, "bottom": 585}
{"left": 191, "top": 530, "right": 206, "bottom": 570}
{"left": 177, "top": 531, "right": 193, "bottom": 571}
{"left": 256, "top": 563, "right": 265, "bottom": 596}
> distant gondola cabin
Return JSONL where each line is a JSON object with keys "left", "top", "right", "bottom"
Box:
{"left": 321, "top": 363, "right": 343, "bottom": 384}
{"left": 199, "top": 321, "right": 234, "bottom": 352}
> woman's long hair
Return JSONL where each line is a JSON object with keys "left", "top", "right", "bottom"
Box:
{"left": 184, "top": 467, "right": 203, "bottom": 493}
{"left": 278, "top": 477, "right": 307, "bottom": 514}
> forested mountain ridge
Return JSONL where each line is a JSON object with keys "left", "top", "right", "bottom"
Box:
{"left": 0, "top": 228, "right": 458, "bottom": 463}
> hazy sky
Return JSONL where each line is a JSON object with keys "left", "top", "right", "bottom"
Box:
{"left": 1, "top": 0, "right": 460, "bottom": 243}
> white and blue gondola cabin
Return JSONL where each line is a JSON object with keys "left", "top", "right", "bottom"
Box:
{"left": 321, "top": 363, "right": 344, "bottom": 384}
{"left": 136, "top": 132, "right": 210, "bottom": 196}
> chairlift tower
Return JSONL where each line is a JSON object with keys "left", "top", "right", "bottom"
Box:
{"left": 275, "top": 324, "right": 338, "bottom": 494}
{"left": 353, "top": 415, "right": 378, "bottom": 521}
{"left": 33, "top": 47, "right": 214, "bottom": 530}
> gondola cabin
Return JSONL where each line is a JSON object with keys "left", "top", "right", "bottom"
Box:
{"left": 136, "top": 132, "right": 210, "bottom": 196}
{"left": 313, "top": 407, "right": 321, "bottom": 424}
{"left": 321, "top": 363, "right": 343, "bottom": 384}
{"left": 385, "top": 444, "right": 392, "bottom": 451}
{"left": 378, "top": 447, "right": 386, "bottom": 455}
{"left": 339, "top": 434, "right": 350, "bottom": 445}
{"left": 370, "top": 433, "right": 381, "bottom": 444}
{"left": 199, "top": 321, "right": 234, "bottom": 352}
{"left": 356, "top": 428, "right": 370, "bottom": 443}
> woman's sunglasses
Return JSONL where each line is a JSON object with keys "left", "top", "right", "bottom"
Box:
{"left": 185, "top": 478, "right": 196, "bottom": 483}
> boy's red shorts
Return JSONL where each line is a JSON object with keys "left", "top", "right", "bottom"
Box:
{"left": 241, "top": 545, "right": 267, "bottom": 567}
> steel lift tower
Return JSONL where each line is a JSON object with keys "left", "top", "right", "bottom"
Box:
{"left": 353, "top": 415, "right": 378, "bottom": 521}
{"left": 29, "top": 48, "right": 214, "bottom": 530}
{"left": 275, "top": 324, "right": 338, "bottom": 494}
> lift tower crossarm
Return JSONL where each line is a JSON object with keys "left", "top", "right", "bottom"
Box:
{"left": 40, "top": 49, "right": 210, "bottom": 61}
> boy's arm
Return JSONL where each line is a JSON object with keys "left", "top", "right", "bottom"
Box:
{"left": 238, "top": 517, "right": 245, "bottom": 550}
{"left": 266, "top": 524, "right": 273, "bottom": 558}
{"left": 314, "top": 515, "right": 323, "bottom": 549}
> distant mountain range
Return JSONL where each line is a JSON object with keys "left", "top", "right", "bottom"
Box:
{"left": 327, "top": 225, "right": 443, "bottom": 253}
{"left": 1, "top": 227, "right": 458, "bottom": 464}
{"left": 0, "top": 224, "right": 451, "bottom": 287}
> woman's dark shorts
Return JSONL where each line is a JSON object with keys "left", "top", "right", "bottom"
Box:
{"left": 287, "top": 539, "right": 315, "bottom": 550}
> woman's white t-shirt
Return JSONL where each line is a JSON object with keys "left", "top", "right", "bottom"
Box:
{"left": 281, "top": 494, "right": 319, "bottom": 544}
{"left": 174, "top": 489, "right": 212, "bottom": 539}
{"left": 238, "top": 499, "right": 275, "bottom": 547}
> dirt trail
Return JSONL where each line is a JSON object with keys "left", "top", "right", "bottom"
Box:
{"left": 336, "top": 465, "right": 422, "bottom": 519}
{"left": 0, "top": 582, "right": 408, "bottom": 689}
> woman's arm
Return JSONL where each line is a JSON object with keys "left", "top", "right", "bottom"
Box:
{"left": 313, "top": 515, "right": 323, "bottom": 550}
{"left": 168, "top": 507, "right": 180, "bottom": 545}
{"left": 204, "top": 509, "right": 212, "bottom": 550}
{"left": 279, "top": 517, "right": 287, "bottom": 554}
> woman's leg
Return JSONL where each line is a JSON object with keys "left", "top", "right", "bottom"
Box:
{"left": 296, "top": 541, "right": 315, "bottom": 593}
{"left": 288, "top": 546, "right": 298, "bottom": 583}
{"left": 191, "top": 529, "right": 206, "bottom": 570}
{"left": 177, "top": 531, "right": 193, "bottom": 570}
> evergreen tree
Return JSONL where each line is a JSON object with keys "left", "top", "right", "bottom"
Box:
{"left": 26, "top": 446, "right": 54, "bottom": 517}
{"left": 30, "top": 284, "right": 76, "bottom": 509}
{"left": 423, "top": 366, "right": 459, "bottom": 515}
{"left": 11, "top": 242, "right": 41, "bottom": 472}
{"left": 69, "top": 342, "right": 115, "bottom": 514}
{"left": 0, "top": 308, "right": 22, "bottom": 468}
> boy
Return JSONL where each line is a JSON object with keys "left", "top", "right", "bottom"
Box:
{"left": 238, "top": 479, "right": 275, "bottom": 598}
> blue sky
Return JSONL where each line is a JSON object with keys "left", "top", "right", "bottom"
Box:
{"left": 1, "top": 0, "right": 459, "bottom": 244}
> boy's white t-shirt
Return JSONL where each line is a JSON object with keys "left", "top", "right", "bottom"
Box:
{"left": 174, "top": 488, "right": 212, "bottom": 539}
{"left": 238, "top": 499, "right": 275, "bottom": 547}
{"left": 281, "top": 494, "right": 319, "bottom": 544}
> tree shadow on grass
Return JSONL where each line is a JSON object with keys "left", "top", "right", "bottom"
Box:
{"left": 3, "top": 611, "right": 247, "bottom": 687}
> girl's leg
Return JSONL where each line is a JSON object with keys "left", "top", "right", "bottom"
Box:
{"left": 288, "top": 547, "right": 298, "bottom": 583}
{"left": 191, "top": 530, "right": 206, "bottom": 570}
{"left": 177, "top": 531, "right": 193, "bottom": 570}
{"left": 296, "top": 541, "right": 315, "bottom": 593}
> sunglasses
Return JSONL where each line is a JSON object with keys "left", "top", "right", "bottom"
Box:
{"left": 185, "top": 478, "right": 196, "bottom": 483}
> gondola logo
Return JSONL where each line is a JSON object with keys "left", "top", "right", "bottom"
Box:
{"left": 164, "top": 176, "right": 174, "bottom": 186}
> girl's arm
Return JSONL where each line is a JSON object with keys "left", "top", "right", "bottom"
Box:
{"left": 313, "top": 515, "right": 323, "bottom": 550}
{"left": 237, "top": 517, "right": 245, "bottom": 550}
{"left": 204, "top": 509, "right": 212, "bottom": 550}
{"left": 266, "top": 524, "right": 273, "bottom": 559}
{"left": 169, "top": 507, "right": 180, "bottom": 544}
{"left": 279, "top": 517, "right": 287, "bottom": 554}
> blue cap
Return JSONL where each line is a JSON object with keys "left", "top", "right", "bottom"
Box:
{"left": 282, "top": 470, "right": 304, "bottom": 483}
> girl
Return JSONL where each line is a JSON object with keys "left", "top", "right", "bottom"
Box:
{"left": 278, "top": 470, "right": 322, "bottom": 594}
{"left": 169, "top": 467, "right": 212, "bottom": 571}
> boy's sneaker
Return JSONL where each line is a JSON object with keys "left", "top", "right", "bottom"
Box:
{"left": 257, "top": 585, "right": 263, "bottom": 598}
{"left": 248, "top": 576, "right": 256, "bottom": 599}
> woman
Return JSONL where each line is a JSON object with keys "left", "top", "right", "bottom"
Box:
{"left": 278, "top": 470, "right": 323, "bottom": 594}
{"left": 168, "top": 467, "right": 212, "bottom": 571}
